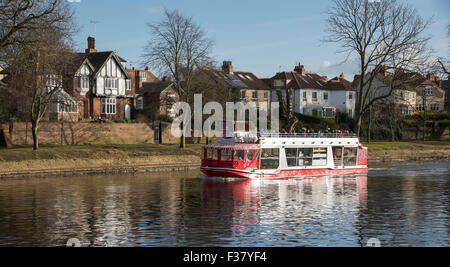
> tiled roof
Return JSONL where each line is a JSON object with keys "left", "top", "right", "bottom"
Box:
{"left": 137, "top": 81, "right": 173, "bottom": 94}
{"left": 205, "top": 69, "right": 270, "bottom": 90}
{"left": 272, "top": 71, "right": 353, "bottom": 91}
{"left": 326, "top": 76, "right": 356, "bottom": 91}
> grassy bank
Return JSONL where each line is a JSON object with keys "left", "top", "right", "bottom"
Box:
{"left": 0, "top": 141, "right": 449, "bottom": 177}
{"left": 0, "top": 143, "right": 204, "bottom": 175}
{"left": 363, "top": 141, "right": 450, "bottom": 162}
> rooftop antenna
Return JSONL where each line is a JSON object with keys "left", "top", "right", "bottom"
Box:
{"left": 90, "top": 20, "right": 100, "bottom": 36}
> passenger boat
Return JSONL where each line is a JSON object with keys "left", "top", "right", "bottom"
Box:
{"left": 201, "top": 131, "right": 368, "bottom": 179}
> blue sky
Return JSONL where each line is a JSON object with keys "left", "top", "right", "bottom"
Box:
{"left": 69, "top": 0, "right": 449, "bottom": 80}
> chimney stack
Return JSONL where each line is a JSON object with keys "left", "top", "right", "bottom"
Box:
{"left": 339, "top": 73, "right": 345, "bottom": 79}
{"left": 162, "top": 76, "right": 171, "bottom": 82}
{"left": 222, "top": 61, "right": 234, "bottom": 74}
{"left": 85, "top": 36, "right": 98, "bottom": 54}
{"left": 427, "top": 73, "right": 436, "bottom": 81}
{"left": 294, "top": 63, "right": 306, "bottom": 76}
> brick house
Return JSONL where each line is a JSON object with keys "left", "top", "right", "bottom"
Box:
{"left": 135, "top": 77, "right": 179, "bottom": 120}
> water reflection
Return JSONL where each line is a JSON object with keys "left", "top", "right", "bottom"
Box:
{"left": 0, "top": 162, "right": 448, "bottom": 247}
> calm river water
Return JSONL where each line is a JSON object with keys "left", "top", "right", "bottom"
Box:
{"left": 0, "top": 161, "right": 448, "bottom": 247}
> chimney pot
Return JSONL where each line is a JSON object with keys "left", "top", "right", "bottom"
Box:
{"left": 294, "top": 63, "right": 306, "bottom": 75}
{"left": 85, "top": 36, "right": 98, "bottom": 53}
{"left": 222, "top": 61, "right": 234, "bottom": 74}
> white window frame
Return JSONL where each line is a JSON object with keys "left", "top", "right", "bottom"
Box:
{"left": 252, "top": 91, "right": 258, "bottom": 99}
{"left": 76, "top": 76, "right": 89, "bottom": 90}
{"left": 125, "top": 79, "right": 132, "bottom": 91}
{"left": 430, "top": 104, "right": 440, "bottom": 111}
{"left": 101, "top": 98, "right": 116, "bottom": 114}
{"left": 241, "top": 90, "right": 246, "bottom": 99}
{"left": 105, "top": 78, "right": 118, "bottom": 90}
{"left": 137, "top": 96, "right": 143, "bottom": 110}
{"left": 425, "top": 88, "right": 433, "bottom": 96}
{"left": 58, "top": 101, "right": 78, "bottom": 114}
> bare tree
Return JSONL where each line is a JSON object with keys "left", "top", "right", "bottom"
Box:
{"left": 1, "top": 0, "right": 76, "bottom": 150}
{"left": 324, "top": 0, "right": 432, "bottom": 136}
{"left": 0, "top": 0, "right": 73, "bottom": 55}
{"left": 143, "top": 9, "right": 214, "bottom": 148}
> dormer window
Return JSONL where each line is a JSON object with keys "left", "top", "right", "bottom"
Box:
{"left": 274, "top": 80, "right": 284, "bottom": 87}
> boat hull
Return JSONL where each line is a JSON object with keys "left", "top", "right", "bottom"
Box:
{"left": 201, "top": 166, "right": 368, "bottom": 179}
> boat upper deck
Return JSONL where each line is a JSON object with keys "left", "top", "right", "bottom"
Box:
{"left": 215, "top": 131, "right": 362, "bottom": 148}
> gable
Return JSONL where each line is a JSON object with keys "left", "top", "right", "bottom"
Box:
{"left": 97, "top": 55, "right": 128, "bottom": 79}
{"left": 76, "top": 60, "right": 93, "bottom": 76}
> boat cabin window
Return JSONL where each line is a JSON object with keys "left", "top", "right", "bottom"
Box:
{"left": 221, "top": 149, "right": 232, "bottom": 161}
{"left": 245, "top": 150, "right": 254, "bottom": 161}
{"left": 261, "top": 148, "right": 279, "bottom": 169}
{"left": 206, "top": 149, "right": 218, "bottom": 160}
{"left": 312, "top": 148, "right": 327, "bottom": 166}
{"left": 286, "top": 148, "right": 327, "bottom": 167}
{"left": 255, "top": 150, "right": 260, "bottom": 161}
{"left": 343, "top": 147, "right": 357, "bottom": 166}
{"left": 234, "top": 150, "right": 244, "bottom": 161}
{"left": 298, "top": 148, "right": 313, "bottom": 166}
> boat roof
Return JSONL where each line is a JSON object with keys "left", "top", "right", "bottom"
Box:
{"left": 204, "top": 143, "right": 261, "bottom": 150}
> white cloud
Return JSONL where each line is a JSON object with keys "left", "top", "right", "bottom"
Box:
{"left": 67, "top": 0, "right": 81, "bottom": 2}
{"left": 322, "top": 61, "right": 331, "bottom": 68}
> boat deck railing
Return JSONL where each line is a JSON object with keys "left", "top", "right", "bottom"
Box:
{"left": 260, "top": 132, "right": 358, "bottom": 139}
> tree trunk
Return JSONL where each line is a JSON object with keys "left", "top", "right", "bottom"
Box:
{"left": 8, "top": 121, "right": 13, "bottom": 142}
{"left": 31, "top": 120, "right": 39, "bottom": 151}
{"left": 356, "top": 114, "right": 363, "bottom": 137}
{"left": 367, "top": 107, "right": 372, "bottom": 144}
{"left": 180, "top": 121, "right": 186, "bottom": 148}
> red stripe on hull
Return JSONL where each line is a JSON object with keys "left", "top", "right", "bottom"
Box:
{"left": 201, "top": 167, "right": 367, "bottom": 179}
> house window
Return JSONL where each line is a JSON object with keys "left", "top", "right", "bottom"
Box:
{"left": 425, "top": 88, "right": 433, "bottom": 96}
{"left": 416, "top": 104, "right": 424, "bottom": 112}
{"left": 137, "top": 96, "right": 143, "bottom": 110}
{"left": 323, "top": 92, "right": 328, "bottom": 100}
{"left": 264, "top": 92, "right": 269, "bottom": 100}
{"left": 430, "top": 104, "right": 440, "bottom": 111}
{"left": 58, "top": 101, "right": 78, "bottom": 113}
{"left": 241, "top": 90, "right": 246, "bottom": 99}
{"left": 252, "top": 91, "right": 258, "bottom": 99}
{"left": 125, "top": 79, "right": 132, "bottom": 91}
{"left": 302, "top": 91, "right": 307, "bottom": 100}
{"left": 312, "top": 92, "right": 317, "bottom": 100}
{"left": 349, "top": 93, "right": 353, "bottom": 100}
{"left": 101, "top": 98, "right": 116, "bottom": 114}
{"left": 105, "top": 78, "right": 118, "bottom": 89}
{"left": 76, "top": 76, "right": 89, "bottom": 90}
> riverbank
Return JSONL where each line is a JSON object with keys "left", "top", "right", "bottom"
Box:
{"left": 0, "top": 141, "right": 449, "bottom": 178}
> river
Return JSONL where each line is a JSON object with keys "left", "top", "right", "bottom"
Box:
{"left": 0, "top": 161, "right": 448, "bottom": 247}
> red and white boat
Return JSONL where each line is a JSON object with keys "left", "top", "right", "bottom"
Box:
{"left": 201, "top": 131, "right": 368, "bottom": 179}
